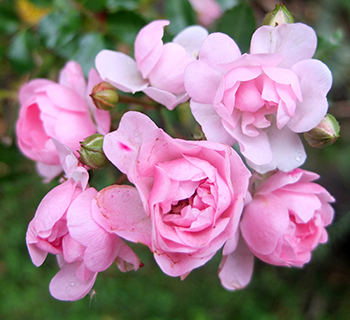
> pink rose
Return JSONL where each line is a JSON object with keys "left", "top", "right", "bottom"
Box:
{"left": 26, "top": 148, "right": 140, "bottom": 301}
{"left": 185, "top": 23, "right": 332, "bottom": 173}
{"left": 26, "top": 181, "right": 141, "bottom": 301}
{"left": 188, "top": 0, "right": 223, "bottom": 26}
{"left": 92, "top": 111, "right": 251, "bottom": 279}
{"left": 16, "top": 61, "right": 111, "bottom": 179}
{"left": 240, "top": 169, "right": 335, "bottom": 267}
{"left": 95, "top": 20, "right": 208, "bottom": 110}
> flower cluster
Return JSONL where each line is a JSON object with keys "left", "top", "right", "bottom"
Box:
{"left": 17, "top": 9, "right": 336, "bottom": 301}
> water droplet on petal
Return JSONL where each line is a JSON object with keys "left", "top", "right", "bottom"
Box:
{"left": 70, "top": 281, "right": 75, "bottom": 287}
{"left": 295, "top": 153, "right": 302, "bottom": 162}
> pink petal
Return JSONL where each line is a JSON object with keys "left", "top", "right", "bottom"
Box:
{"left": 274, "top": 189, "right": 321, "bottom": 223}
{"left": 246, "top": 124, "right": 306, "bottom": 174}
{"left": 95, "top": 50, "right": 148, "bottom": 93}
{"left": 135, "top": 20, "right": 169, "bottom": 78}
{"left": 185, "top": 60, "right": 222, "bottom": 103}
{"left": 143, "top": 86, "right": 188, "bottom": 110}
{"left": 44, "top": 84, "right": 88, "bottom": 113}
{"left": 92, "top": 185, "right": 152, "bottom": 247}
{"left": 222, "top": 119, "right": 273, "bottom": 166}
{"left": 190, "top": 101, "right": 235, "bottom": 145}
{"left": 67, "top": 187, "right": 120, "bottom": 272}
{"left": 115, "top": 240, "right": 143, "bottom": 272}
{"left": 257, "top": 168, "right": 304, "bottom": 194}
{"left": 172, "top": 25, "right": 208, "bottom": 57}
{"left": 35, "top": 162, "right": 63, "bottom": 182}
{"left": 18, "top": 79, "right": 54, "bottom": 105}
{"left": 250, "top": 23, "right": 317, "bottom": 68}
{"left": 240, "top": 193, "right": 290, "bottom": 255}
{"left": 154, "top": 250, "right": 215, "bottom": 277}
{"left": 199, "top": 32, "right": 241, "bottom": 67}
{"left": 103, "top": 111, "right": 158, "bottom": 174}
{"left": 49, "top": 262, "right": 97, "bottom": 301}
{"left": 58, "top": 61, "right": 87, "bottom": 99}
{"left": 34, "top": 179, "right": 76, "bottom": 233}
{"left": 218, "top": 236, "right": 254, "bottom": 290}
{"left": 188, "top": 0, "right": 223, "bottom": 26}
{"left": 148, "top": 43, "right": 192, "bottom": 94}
{"left": 289, "top": 59, "right": 332, "bottom": 132}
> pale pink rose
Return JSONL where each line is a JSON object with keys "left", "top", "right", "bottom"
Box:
{"left": 95, "top": 20, "right": 208, "bottom": 110}
{"left": 93, "top": 111, "right": 251, "bottom": 280}
{"left": 240, "top": 169, "right": 335, "bottom": 267}
{"left": 16, "top": 61, "right": 111, "bottom": 179}
{"left": 26, "top": 181, "right": 141, "bottom": 301}
{"left": 188, "top": 0, "right": 223, "bottom": 26}
{"left": 185, "top": 23, "right": 332, "bottom": 173}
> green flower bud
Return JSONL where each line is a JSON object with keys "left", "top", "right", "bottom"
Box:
{"left": 262, "top": 4, "right": 294, "bottom": 27}
{"left": 304, "top": 114, "right": 340, "bottom": 148}
{"left": 79, "top": 133, "right": 108, "bottom": 169}
{"left": 90, "top": 82, "right": 119, "bottom": 111}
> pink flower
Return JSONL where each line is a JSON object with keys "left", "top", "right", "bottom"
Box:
{"left": 26, "top": 182, "right": 141, "bottom": 301}
{"left": 26, "top": 148, "right": 140, "bottom": 301}
{"left": 240, "top": 169, "right": 335, "bottom": 267}
{"left": 92, "top": 111, "right": 251, "bottom": 279}
{"left": 188, "top": 0, "right": 223, "bottom": 26}
{"left": 16, "top": 61, "right": 111, "bottom": 179}
{"left": 95, "top": 20, "right": 208, "bottom": 110}
{"left": 185, "top": 23, "right": 332, "bottom": 173}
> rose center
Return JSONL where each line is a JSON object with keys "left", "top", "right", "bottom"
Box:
{"left": 169, "top": 195, "right": 195, "bottom": 214}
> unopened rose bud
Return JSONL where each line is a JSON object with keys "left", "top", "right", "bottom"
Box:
{"left": 262, "top": 4, "right": 294, "bottom": 27}
{"left": 304, "top": 114, "right": 340, "bottom": 148}
{"left": 90, "top": 82, "right": 119, "bottom": 110}
{"left": 79, "top": 134, "right": 108, "bottom": 169}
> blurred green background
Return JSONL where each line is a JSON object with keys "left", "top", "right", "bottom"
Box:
{"left": 1, "top": 0, "right": 350, "bottom": 319}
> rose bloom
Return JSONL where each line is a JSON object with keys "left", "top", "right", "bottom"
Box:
{"left": 185, "top": 23, "right": 332, "bottom": 173}
{"left": 26, "top": 180, "right": 141, "bottom": 301}
{"left": 16, "top": 61, "right": 111, "bottom": 180}
{"left": 91, "top": 111, "right": 251, "bottom": 279}
{"left": 240, "top": 169, "right": 335, "bottom": 267}
{"left": 95, "top": 20, "right": 208, "bottom": 110}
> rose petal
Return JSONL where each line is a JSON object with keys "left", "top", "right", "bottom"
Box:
{"left": 218, "top": 236, "right": 254, "bottom": 290}
{"left": 95, "top": 50, "right": 148, "bottom": 93}
{"left": 240, "top": 193, "right": 290, "bottom": 255}
{"left": 250, "top": 23, "right": 317, "bottom": 68}
{"left": 172, "top": 25, "right": 208, "bottom": 57}
{"left": 49, "top": 261, "right": 97, "bottom": 301}
{"left": 92, "top": 185, "right": 152, "bottom": 247}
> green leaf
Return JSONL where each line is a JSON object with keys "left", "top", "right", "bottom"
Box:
{"left": 165, "top": 0, "right": 196, "bottom": 35}
{"left": 217, "top": 2, "right": 256, "bottom": 53}
{"left": 71, "top": 33, "right": 106, "bottom": 76}
{"left": 38, "top": 10, "right": 82, "bottom": 50}
{"left": 107, "top": 10, "right": 146, "bottom": 46}
{"left": 106, "top": 0, "right": 140, "bottom": 12}
{"left": 7, "top": 30, "right": 37, "bottom": 73}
